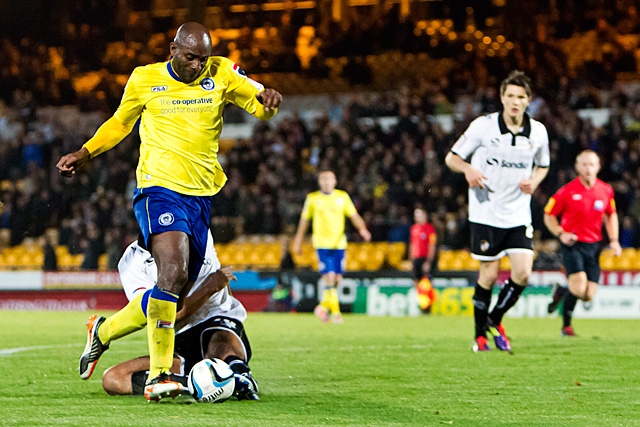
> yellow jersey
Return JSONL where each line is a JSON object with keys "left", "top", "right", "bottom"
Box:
{"left": 301, "top": 190, "right": 357, "bottom": 249}
{"left": 83, "top": 57, "right": 276, "bottom": 196}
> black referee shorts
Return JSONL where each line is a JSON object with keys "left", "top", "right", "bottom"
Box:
{"left": 470, "top": 222, "right": 533, "bottom": 261}
{"left": 412, "top": 257, "right": 427, "bottom": 280}
{"left": 560, "top": 241, "right": 601, "bottom": 283}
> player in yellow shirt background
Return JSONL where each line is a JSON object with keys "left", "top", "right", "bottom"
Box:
{"left": 293, "top": 169, "right": 371, "bottom": 323}
{"left": 56, "top": 22, "right": 282, "bottom": 401}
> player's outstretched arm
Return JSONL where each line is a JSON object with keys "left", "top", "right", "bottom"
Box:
{"left": 56, "top": 116, "right": 136, "bottom": 177}
{"left": 176, "top": 267, "right": 237, "bottom": 323}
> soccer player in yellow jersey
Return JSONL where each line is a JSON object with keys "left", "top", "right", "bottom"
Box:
{"left": 293, "top": 170, "right": 371, "bottom": 323}
{"left": 56, "top": 22, "right": 282, "bottom": 401}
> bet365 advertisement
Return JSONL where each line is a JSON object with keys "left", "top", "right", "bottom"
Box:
{"left": 282, "top": 271, "right": 640, "bottom": 319}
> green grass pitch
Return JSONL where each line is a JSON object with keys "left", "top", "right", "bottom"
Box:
{"left": 1, "top": 311, "right": 639, "bottom": 426}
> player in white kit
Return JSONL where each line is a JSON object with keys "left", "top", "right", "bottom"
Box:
{"left": 445, "top": 70, "right": 550, "bottom": 353}
{"left": 82, "top": 231, "right": 259, "bottom": 400}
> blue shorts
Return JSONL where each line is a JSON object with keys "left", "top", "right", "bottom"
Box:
{"left": 316, "top": 249, "right": 346, "bottom": 275}
{"left": 133, "top": 186, "right": 212, "bottom": 282}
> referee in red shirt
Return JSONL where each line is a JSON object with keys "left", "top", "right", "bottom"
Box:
{"left": 543, "top": 150, "right": 621, "bottom": 336}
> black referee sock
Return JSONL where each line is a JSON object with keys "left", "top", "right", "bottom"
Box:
{"left": 473, "top": 284, "right": 492, "bottom": 339}
{"left": 563, "top": 292, "right": 578, "bottom": 328}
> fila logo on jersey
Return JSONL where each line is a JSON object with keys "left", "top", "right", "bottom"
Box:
{"left": 158, "top": 212, "right": 174, "bottom": 226}
{"left": 572, "top": 194, "right": 582, "bottom": 200}
{"left": 200, "top": 77, "right": 215, "bottom": 91}
{"left": 152, "top": 86, "right": 167, "bottom": 92}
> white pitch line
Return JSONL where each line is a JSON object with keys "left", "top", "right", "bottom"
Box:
{"left": 0, "top": 344, "right": 65, "bottom": 356}
{"left": 0, "top": 341, "right": 143, "bottom": 357}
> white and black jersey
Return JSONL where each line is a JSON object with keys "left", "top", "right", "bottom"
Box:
{"left": 450, "top": 112, "right": 550, "bottom": 228}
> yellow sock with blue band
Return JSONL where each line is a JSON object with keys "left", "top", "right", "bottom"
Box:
{"left": 97, "top": 290, "right": 149, "bottom": 345}
{"left": 147, "top": 286, "right": 179, "bottom": 379}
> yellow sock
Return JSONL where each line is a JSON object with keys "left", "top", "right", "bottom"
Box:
{"left": 320, "top": 288, "right": 332, "bottom": 311}
{"left": 146, "top": 293, "right": 177, "bottom": 379}
{"left": 98, "top": 293, "right": 147, "bottom": 345}
{"left": 328, "top": 287, "right": 340, "bottom": 314}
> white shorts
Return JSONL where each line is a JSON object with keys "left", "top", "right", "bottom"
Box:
{"left": 117, "top": 231, "right": 247, "bottom": 334}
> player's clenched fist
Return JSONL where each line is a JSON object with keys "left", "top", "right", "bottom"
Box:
{"left": 57, "top": 147, "right": 91, "bottom": 177}
{"left": 257, "top": 88, "right": 283, "bottom": 112}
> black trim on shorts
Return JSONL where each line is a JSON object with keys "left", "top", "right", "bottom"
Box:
{"left": 470, "top": 222, "right": 533, "bottom": 259}
{"left": 560, "top": 241, "right": 601, "bottom": 283}
{"left": 175, "top": 316, "right": 252, "bottom": 374}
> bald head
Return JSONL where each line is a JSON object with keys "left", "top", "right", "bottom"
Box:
{"left": 575, "top": 150, "right": 600, "bottom": 187}
{"left": 174, "top": 22, "right": 212, "bottom": 49}
{"left": 170, "top": 22, "right": 212, "bottom": 83}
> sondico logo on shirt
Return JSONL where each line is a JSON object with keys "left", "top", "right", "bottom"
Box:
{"left": 486, "top": 158, "right": 529, "bottom": 169}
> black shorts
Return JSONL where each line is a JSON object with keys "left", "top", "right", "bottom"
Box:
{"left": 175, "top": 316, "right": 252, "bottom": 374}
{"left": 470, "top": 222, "right": 533, "bottom": 261}
{"left": 560, "top": 241, "right": 601, "bottom": 282}
{"left": 412, "top": 257, "right": 427, "bottom": 280}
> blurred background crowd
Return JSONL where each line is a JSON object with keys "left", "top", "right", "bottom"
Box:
{"left": 1, "top": 0, "right": 640, "bottom": 270}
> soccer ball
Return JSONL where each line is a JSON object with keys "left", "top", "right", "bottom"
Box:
{"left": 187, "top": 358, "right": 235, "bottom": 403}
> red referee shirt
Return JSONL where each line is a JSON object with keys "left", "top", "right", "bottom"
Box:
{"left": 410, "top": 223, "right": 437, "bottom": 258}
{"left": 544, "top": 177, "right": 616, "bottom": 243}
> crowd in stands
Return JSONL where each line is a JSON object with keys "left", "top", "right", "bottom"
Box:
{"left": 1, "top": 1, "right": 640, "bottom": 270}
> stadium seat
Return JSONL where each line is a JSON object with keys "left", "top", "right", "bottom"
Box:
{"left": 386, "top": 242, "right": 407, "bottom": 269}
{"left": 98, "top": 254, "right": 108, "bottom": 271}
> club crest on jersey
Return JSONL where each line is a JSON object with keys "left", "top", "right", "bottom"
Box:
{"left": 158, "top": 212, "right": 174, "bottom": 226}
{"left": 152, "top": 86, "right": 167, "bottom": 92}
{"left": 480, "top": 240, "right": 490, "bottom": 252}
{"left": 594, "top": 200, "right": 604, "bottom": 211}
{"left": 200, "top": 78, "right": 215, "bottom": 91}
{"left": 232, "top": 63, "right": 247, "bottom": 77}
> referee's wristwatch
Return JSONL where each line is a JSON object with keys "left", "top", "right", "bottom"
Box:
{"left": 556, "top": 230, "right": 563, "bottom": 239}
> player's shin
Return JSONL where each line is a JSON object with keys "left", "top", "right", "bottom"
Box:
{"left": 146, "top": 286, "right": 178, "bottom": 379}
{"left": 320, "top": 287, "right": 333, "bottom": 311}
{"left": 327, "top": 286, "right": 340, "bottom": 314}
{"left": 473, "top": 284, "right": 492, "bottom": 338}
{"left": 562, "top": 292, "right": 578, "bottom": 328}
{"left": 98, "top": 291, "right": 149, "bottom": 344}
{"left": 489, "top": 279, "right": 524, "bottom": 325}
